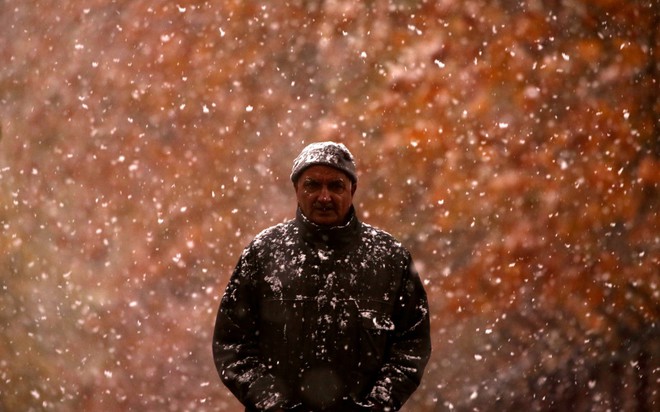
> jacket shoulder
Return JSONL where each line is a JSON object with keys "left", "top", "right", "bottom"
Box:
{"left": 246, "top": 220, "right": 297, "bottom": 251}
{"left": 360, "top": 223, "right": 410, "bottom": 258}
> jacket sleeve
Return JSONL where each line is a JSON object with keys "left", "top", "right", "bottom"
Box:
{"left": 212, "top": 250, "right": 289, "bottom": 411}
{"left": 366, "top": 256, "right": 432, "bottom": 410}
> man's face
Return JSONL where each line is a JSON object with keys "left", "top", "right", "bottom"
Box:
{"left": 295, "top": 165, "right": 356, "bottom": 227}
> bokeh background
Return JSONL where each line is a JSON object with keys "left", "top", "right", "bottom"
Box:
{"left": 1, "top": 0, "right": 658, "bottom": 411}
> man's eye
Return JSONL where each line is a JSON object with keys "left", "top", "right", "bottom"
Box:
{"left": 328, "top": 182, "right": 346, "bottom": 193}
{"left": 304, "top": 181, "right": 322, "bottom": 191}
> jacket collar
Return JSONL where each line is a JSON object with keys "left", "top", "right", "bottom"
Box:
{"left": 295, "top": 206, "right": 360, "bottom": 249}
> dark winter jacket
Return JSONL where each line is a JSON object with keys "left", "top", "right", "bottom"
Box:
{"left": 213, "top": 208, "right": 431, "bottom": 411}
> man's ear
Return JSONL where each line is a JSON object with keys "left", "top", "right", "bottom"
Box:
{"left": 351, "top": 182, "right": 357, "bottom": 196}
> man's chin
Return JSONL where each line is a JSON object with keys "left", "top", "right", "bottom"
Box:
{"left": 310, "top": 211, "right": 340, "bottom": 226}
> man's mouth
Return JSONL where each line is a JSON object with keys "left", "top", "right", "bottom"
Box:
{"left": 314, "top": 204, "right": 335, "bottom": 212}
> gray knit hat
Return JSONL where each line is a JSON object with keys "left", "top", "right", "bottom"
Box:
{"left": 290, "top": 141, "right": 357, "bottom": 183}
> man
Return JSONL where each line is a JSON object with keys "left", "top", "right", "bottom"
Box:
{"left": 213, "top": 142, "right": 431, "bottom": 411}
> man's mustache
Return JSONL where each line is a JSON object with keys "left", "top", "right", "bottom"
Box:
{"left": 313, "top": 202, "right": 335, "bottom": 211}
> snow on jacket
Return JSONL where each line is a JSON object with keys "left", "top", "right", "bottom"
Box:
{"left": 213, "top": 208, "right": 431, "bottom": 411}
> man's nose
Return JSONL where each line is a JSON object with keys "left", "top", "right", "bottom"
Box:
{"left": 318, "top": 186, "right": 332, "bottom": 201}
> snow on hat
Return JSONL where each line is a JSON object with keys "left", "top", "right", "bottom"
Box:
{"left": 290, "top": 141, "right": 357, "bottom": 183}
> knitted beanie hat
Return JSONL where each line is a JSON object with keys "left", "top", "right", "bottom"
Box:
{"left": 290, "top": 141, "right": 357, "bottom": 183}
